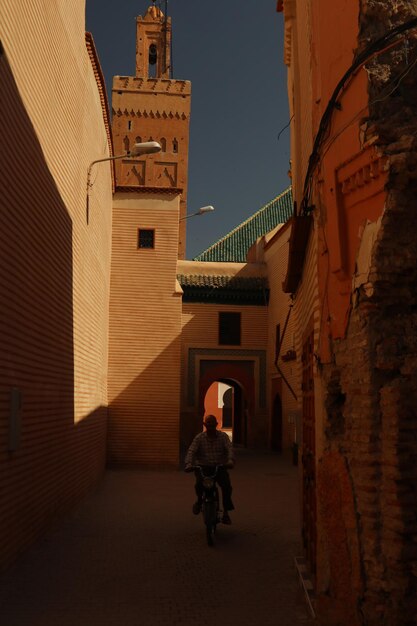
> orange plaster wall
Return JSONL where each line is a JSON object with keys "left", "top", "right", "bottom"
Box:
{"left": 204, "top": 382, "right": 223, "bottom": 428}
{"left": 311, "top": 0, "right": 387, "bottom": 346}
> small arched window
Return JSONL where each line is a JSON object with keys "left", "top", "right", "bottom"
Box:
{"left": 160, "top": 137, "right": 167, "bottom": 151}
{"left": 173, "top": 138, "right": 178, "bottom": 153}
{"left": 135, "top": 136, "right": 142, "bottom": 144}
{"left": 148, "top": 44, "right": 157, "bottom": 78}
{"left": 123, "top": 136, "right": 130, "bottom": 152}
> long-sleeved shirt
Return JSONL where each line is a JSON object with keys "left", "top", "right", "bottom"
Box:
{"left": 185, "top": 430, "right": 234, "bottom": 467}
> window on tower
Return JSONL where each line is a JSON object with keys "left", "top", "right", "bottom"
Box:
{"left": 173, "top": 138, "right": 178, "bottom": 153}
{"left": 138, "top": 229, "right": 155, "bottom": 249}
{"left": 149, "top": 43, "right": 157, "bottom": 65}
{"left": 148, "top": 43, "right": 157, "bottom": 78}
{"left": 160, "top": 138, "right": 166, "bottom": 151}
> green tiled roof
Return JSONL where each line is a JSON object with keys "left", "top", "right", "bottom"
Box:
{"left": 177, "top": 274, "right": 269, "bottom": 305}
{"left": 193, "top": 187, "right": 293, "bottom": 262}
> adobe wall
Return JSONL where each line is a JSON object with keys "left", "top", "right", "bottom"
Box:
{"left": 264, "top": 225, "right": 302, "bottom": 450}
{"left": 0, "top": 2, "right": 112, "bottom": 570}
{"left": 112, "top": 79, "right": 191, "bottom": 258}
{"left": 108, "top": 191, "right": 182, "bottom": 467}
{"left": 318, "top": 2, "right": 417, "bottom": 623}
{"left": 179, "top": 263, "right": 269, "bottom": 453}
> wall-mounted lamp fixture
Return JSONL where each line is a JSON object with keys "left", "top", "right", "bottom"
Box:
{"left": 87, "top": 141, "right": 161, "bottom": 186}
{"left": 179, "top": 205, "right": 215, "bottom": 221}
{"left": 86, "top": 141, "right": 162, "bottom": 222}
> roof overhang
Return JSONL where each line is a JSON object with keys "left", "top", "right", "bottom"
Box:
{"left": 115, "top": 185, "right": 182, "bottom": 195}
{"left": 282, "top": 215, "right": 313, "bottom": 294}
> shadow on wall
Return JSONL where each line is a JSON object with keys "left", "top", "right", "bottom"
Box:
{"left": 107, "top": 331, "right": 182, "bottom": 468}
{"left": 0, "top": 50, "right": 106, "bottom": 572}
{"left": 107, "top": 308, "right": 258, "bottom": 467}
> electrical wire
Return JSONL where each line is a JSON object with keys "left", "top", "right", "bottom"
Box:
{"left": 312, "top": 50, "right": 417, "bottom": 365}
{"left": 277, "top": 115, "right": 294, "bottom": 142}
{"left": 319, "top": 51, "right": 417, "bottom": 161}
{"left": 300, "top": 16, "right": 417, "bottom": 215}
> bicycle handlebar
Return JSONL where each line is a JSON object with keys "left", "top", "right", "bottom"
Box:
{"left": 184, "top": 462, "right": 234, "bottom": 473}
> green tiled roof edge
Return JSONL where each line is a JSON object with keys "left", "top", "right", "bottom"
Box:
{"left": 193, "top": 186, "right": 293, "bottom": 262}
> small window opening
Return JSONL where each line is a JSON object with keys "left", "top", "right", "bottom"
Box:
{"left": 173, "top": 138, "right": 178, "bottom": 153}
{"left": 160, "top": 137, "right": 167, "bottom": 151}
{"left": 148, "top": 44, "right": 157, "bottom": 78}
{"left": 138, "top": 229, "right": 155, "bottom": 249}
{"left": 149, "top": 43, "right": 157, "bottom": 65}
{"left": 136, "top": 136, "right": 142, "bottom": 144}
{"left": 123, "top": 136, "right": 130, "bottom": 152}
{"left": 219, "top": 312, "right": 241, "bottom": 346}
{"left": 128, "top": 120, "right": 132, "bottom": 130}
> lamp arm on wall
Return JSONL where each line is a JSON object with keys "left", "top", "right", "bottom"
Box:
{"left": 85, "top": 142, "right": 162, "bottom": 224}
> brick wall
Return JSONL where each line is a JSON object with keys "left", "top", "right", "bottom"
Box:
{"left": 317, "top": 1, "right": 417, "bottom": 623}
{"left": 0, "top": 1, "right": 112, "bottom": 570}
{"left": 180, "top": 280, "right": 269, "bottom": 449}
{"left": 108, "top": 191, "right": 182, "bottom": 467}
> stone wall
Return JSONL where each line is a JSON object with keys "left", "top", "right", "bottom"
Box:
{"left": 319, "top": 2, "right": 417, "bottom": 623}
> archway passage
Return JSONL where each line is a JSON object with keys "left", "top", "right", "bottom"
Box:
{"left": 202, "top": 379, "right": 244, "bottom": 444}
{"left": 271, "top": 393, "right": 283, "bottom": 452}
{"left": 199, "top": 360, "right": 255, "bottom": 447}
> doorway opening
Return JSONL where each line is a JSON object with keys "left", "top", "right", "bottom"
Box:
{"left": 202, "top": 379, "right": 245, "bottom": 444}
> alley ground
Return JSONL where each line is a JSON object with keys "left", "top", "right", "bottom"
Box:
{"left": 0, "top": 449, "right": 316, "bottom": 626}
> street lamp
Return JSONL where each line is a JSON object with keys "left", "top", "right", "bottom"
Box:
{"left": 86, "top": 141, "right": 161, "bottom": 222}
{"left": 87, "top": 141, "right": 161, "bottom": 188}
{"left": 179, "top": 205, "right": 215, "bottom": 221}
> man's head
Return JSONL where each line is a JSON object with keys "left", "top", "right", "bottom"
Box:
{"left": 204, "top": 415, "right": 218, "bottom": 433}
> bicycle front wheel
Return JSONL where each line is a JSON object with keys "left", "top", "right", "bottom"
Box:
{"left": 203, "top": 500, "right": 217, "bottom": 546}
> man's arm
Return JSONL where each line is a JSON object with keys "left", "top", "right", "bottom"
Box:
{"left": 184, "top": 433, "right": 201, "bottom": 467}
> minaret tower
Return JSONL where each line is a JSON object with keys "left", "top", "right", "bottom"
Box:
{"left": 111, "top": 3, "right": 191, "bottom": 258}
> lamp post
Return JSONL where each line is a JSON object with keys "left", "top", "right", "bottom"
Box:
{"left": 86, "top": 141, "right": 162, "bottom": 222}
{"left": 87, "top": 141, "right": 161, "bottom": 188}
{"left": 179, "top": 205, "right": 215, "bottom": 221}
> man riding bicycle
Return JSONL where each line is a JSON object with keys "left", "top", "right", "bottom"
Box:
{"left": 184, "top": 414, "right": 235, "bottom": 525}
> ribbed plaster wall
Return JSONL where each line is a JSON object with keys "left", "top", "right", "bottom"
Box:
{"left": 180, "top": 301, "right": 268, "bottom": 444}
{"left": 181, "top": 303, "right": 268, "bottom": 385}
{"left": 0, "top": 1, "right": 112, "bottom": 570}
{"left": 108, "top": 192, "right": 182, "bottom": 467}
{"left": 264, "top": 227, "right": 301, "bottom": 449}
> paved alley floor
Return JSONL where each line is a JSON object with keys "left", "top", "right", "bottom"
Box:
{"left": 0, "top": 449, "right": 315, "bottom": 626}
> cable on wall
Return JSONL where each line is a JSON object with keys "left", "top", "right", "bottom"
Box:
{"left": 300, "top": 16, "right": 417, "bottom": 216}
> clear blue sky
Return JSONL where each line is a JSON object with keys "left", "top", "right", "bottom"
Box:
{"left": 86, "top": 0, "right": 290, "bottom": 259}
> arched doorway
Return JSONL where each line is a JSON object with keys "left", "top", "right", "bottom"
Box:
{"left": 202, "top": 379, "right": 245, "bottom": 444}
{"left": 199, "top": 361, "right": 254, "bottom": 447}
{"left": 271, "top": 393, "right": 283, "bottom": 452}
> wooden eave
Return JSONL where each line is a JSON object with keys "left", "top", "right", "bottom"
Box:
{"left": 282, "top": 215, "right": 313, "bottom": 294}
{"left": 263, "top": 218, "right": 292, "bottom": 252}
{"left": 114, "top": 185, "right": 183, "bottom": 195}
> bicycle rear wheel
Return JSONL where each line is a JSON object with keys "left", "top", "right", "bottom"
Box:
{"left": 203, "top": 500, "right": 217, "bottom": 546}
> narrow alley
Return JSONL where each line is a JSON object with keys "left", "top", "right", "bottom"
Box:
{"left": 0, "top": 450, "right": 314, "bottom": 626}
